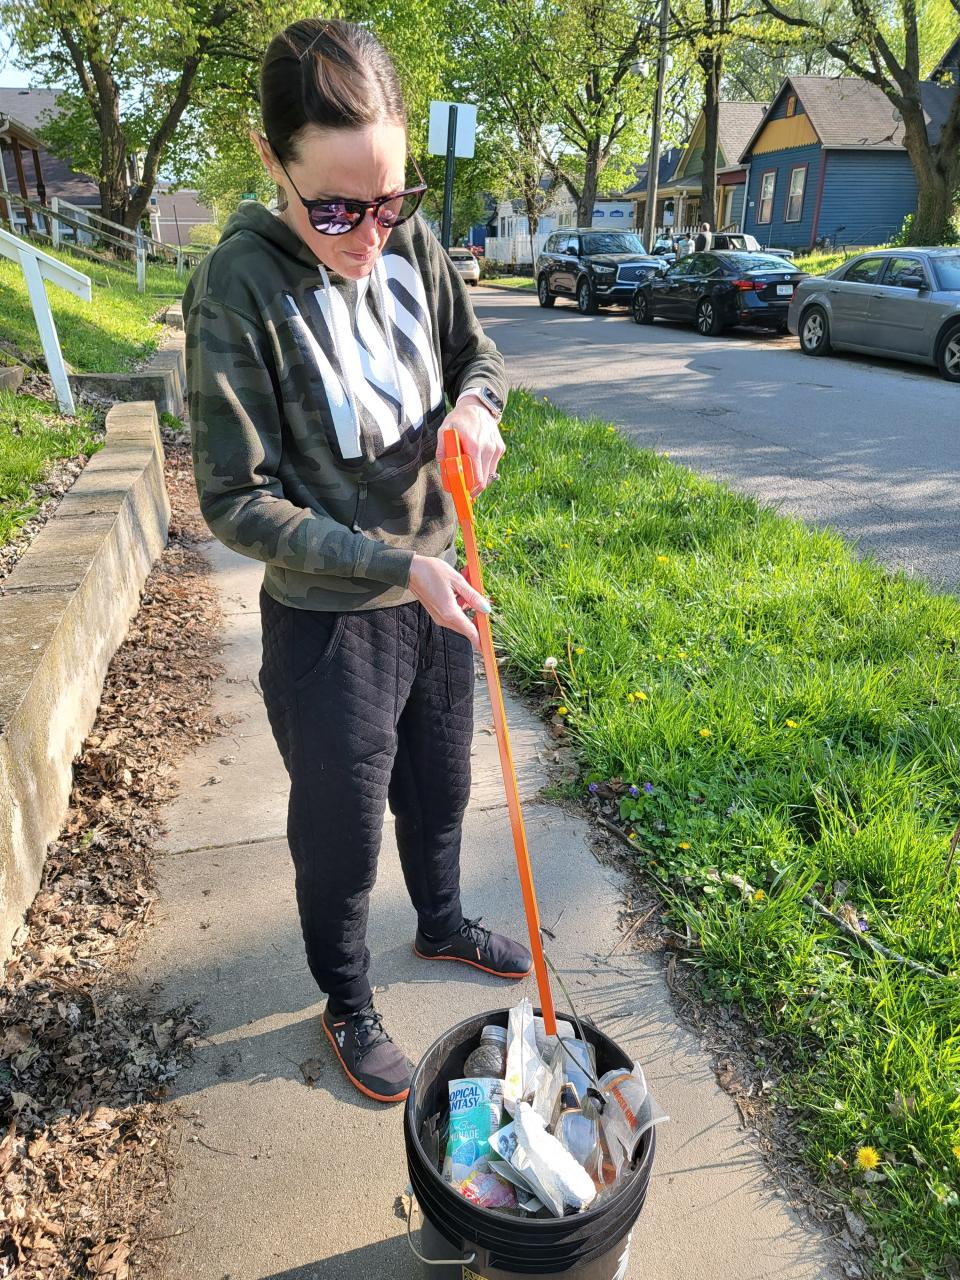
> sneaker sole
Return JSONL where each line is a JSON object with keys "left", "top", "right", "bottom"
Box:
{"left": 321, "top": 1018, "right": 410, "bottom": 1104}
{"left": 413, "top": 944, "right": 532, "bottom": 980}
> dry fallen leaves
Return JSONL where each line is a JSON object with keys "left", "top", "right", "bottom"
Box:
{"left": 0, "top": 426, "right": 224, "bottom": 1279}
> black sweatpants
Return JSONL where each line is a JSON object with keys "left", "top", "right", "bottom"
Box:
{"left": 257, "top": 585, "right": 475, "bottom": 1014}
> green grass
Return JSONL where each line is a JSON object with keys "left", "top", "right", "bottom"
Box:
{"left": 0, "top": 243, "right": 184, "bottom": 374}
{"left": 794, "top": 245, "right": 886, "bottom": 277}
{"left": 483, "top": 275, "right": 536, "bottom": 291}
{"left": 0, "top": 390, "right": 103, "bottom": 548}
{"left": 480, "top": 390, "right": 960, "bottom": 1279}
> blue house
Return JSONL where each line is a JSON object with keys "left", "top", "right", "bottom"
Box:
{"left": 738, "top": 74, "right": 956, "bottom": 250}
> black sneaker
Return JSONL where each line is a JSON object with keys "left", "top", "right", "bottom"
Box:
{"left": 321, "top": 1003, "right": 413, "bottom": 1103}
{"left": 414, "top": 917, "right": 532, "bottom": 979}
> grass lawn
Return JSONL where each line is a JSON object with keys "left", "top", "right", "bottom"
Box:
{"left": 794, "top": 245, "right": 885, "bottom": 276}
{"left": 483, "top": 275, "right": 536, "bottom": 291}
{"left": 0, "top": 243, "right": 184, "bottom": 374}
{"left": 479, "top": 390, "right": 960, "bottom": 1279}
{"left": 0, "top": 390, "right": 103, "bottom": 549}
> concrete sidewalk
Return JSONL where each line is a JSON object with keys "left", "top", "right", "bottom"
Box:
{"left": 135, "top": 538, "right": 840, "bottom": 1280}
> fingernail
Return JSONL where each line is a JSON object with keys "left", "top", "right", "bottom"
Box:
{"left": 478, "top": 600, "right": 492, "bottom": 614}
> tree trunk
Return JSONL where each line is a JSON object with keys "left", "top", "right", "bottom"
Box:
{"left": 700, "top": 51, "right": 722, "bottom": 229}
{"left": 901, "top": 96, "right": 960, "bottom": 244}
{"left": 578, "top": 137, "right": 600, "bottom": 226}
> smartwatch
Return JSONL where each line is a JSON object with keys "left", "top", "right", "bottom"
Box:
{"left": 457, "top": 384, "right": 505, "bottom": 420}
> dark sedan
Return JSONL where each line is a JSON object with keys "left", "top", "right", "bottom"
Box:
{"left": 631, "top": 251, "right": 806, "bottom": 335}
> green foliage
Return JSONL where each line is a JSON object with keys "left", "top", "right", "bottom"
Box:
{"left": 481, "top": 390, "right": 960, "bottom": 1276}
{"left": 187, "top": 222, "right": 223, "bottom": 248}
{"left": 0, "top": 391, "right": 103, "bottom": 548}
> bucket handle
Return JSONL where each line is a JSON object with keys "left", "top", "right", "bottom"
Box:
{"left": 404, "top": 1186, "right": 478, "bottom": 1268}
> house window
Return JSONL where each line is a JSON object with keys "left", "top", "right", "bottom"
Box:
{"left": 757, "top": 171, "right": 776, "bottom": 224}
{"left": 785, "top": 166, "right": 806, "bottom": 222}
{"left": 785, "top": 94, "right": 797, "bottom": 118}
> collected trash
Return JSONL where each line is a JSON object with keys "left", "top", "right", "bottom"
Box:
{"left": 421, "top": 997, "right": 668, "bottom": 1218}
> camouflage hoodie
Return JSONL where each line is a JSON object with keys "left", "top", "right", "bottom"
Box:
{"left": 183, "top": 201, "right": 507, "bottom": 611}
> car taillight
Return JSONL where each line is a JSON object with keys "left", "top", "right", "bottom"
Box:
{"left": 733, "top": 279, "right": 761, "bottom": 291}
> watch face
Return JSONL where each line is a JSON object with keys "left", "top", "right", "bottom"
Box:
{"left": 484, "top": 387, "right": 505, "bottom": 414}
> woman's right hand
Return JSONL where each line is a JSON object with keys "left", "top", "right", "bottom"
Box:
{"left": 408, "top": 555, "right": 490, "bottom": 651}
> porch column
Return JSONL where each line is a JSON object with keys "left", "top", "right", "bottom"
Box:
{"left": 11, "top": 137, "right": 32, "bottom": 231}
{"left": 0, "top": 144, "right": 12, "bottom": 230}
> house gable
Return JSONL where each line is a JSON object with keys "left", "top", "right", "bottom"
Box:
{"left": 747, "top": 83, "right": 821, "bottom": 157}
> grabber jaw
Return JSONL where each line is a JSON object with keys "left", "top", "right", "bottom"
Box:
{"left": 440, "top": 427, "right": 476, "bottom": 526}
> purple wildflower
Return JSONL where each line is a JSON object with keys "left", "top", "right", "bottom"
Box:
{"left": 588, "top": 782, "right": 600, "bottom": 794}
{"left": 858, "top": 918, "right": 869, "bottom": 933}
{"left": 643, "top": 782, "right": 655, "bottom": 794}
{"left": 628, "top": 785, "right": 640, "bottom": 798}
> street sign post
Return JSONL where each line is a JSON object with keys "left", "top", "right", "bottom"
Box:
{"left": 428, "top": 101, "right": 477, "bottom": 251}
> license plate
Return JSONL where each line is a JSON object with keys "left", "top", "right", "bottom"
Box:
{"left": 777, "top": 284, "right": 794, "bottom": 296}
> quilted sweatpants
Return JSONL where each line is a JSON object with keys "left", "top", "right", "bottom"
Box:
{"left": 257, "top": 585, "right": 474, "bottom": 1013}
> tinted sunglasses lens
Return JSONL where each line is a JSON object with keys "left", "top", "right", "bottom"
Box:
{"left": 376, "top": 188, "right": 424, "bottom": 228}
{"left": 309, "top": 202, "right": 362, "bottom": 235}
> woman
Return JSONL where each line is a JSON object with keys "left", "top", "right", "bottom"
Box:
{"left": 183, "top": 17, "right": 530, "bottom": 1104}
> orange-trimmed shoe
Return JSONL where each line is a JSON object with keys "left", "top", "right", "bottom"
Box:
{"left": 321, "top": 1003, "right": 413, "bottom": 1103}
{"left": 414, "top": 917, "right": 532, "bottom": 979}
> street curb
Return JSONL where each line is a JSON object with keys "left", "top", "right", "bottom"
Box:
{"left": 0, "top": 400, "right": 170, "bottom": 961}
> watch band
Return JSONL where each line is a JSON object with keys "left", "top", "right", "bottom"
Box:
{"left": 457, "top": 385, "right": 504, "bottom": 420}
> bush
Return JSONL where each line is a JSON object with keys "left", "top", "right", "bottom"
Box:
{"left": 188, "top": 222, "right": 222, "bottom": 248}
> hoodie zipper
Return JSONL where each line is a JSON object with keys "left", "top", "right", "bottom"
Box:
{"left": 351, "top": 482, "right": 368, "bottom": 533}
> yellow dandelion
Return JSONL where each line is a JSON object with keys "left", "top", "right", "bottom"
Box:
{"left": 785, "top": 718, "right": 798, "bottom": 729}
{"left": 699, "top": 728, "right": 712, "bottom": 739}
{"left": 753, "top": 889, "right": 766, "bottom": 902}
{"left": 856, "top": 1146, "right": 880, "bottom": 1171}
{"left": 485, "top": 540, "right": 494, "bottom": 549}
{"left": 574, "top": 646, "right": 585, "bottom": 655}
{"left": 628, "top": 832, "right": 637, "bottom": 841}
{"left": 627, "top": 693, "right": 636, "bottom": 703}
{"left": 505, "top": 527, "right": 514, "bottom": 535}
{"left": 560, "top": 542, "right": 570, "bottom": 549}
{"left": 657, "top": 555, "right": 670, "bottom": 564}
{"left": 634, "top": 690, "right": 648, "bottom": 702}
{"left": 951, "top": 1142, "right": 960, "bottom": 1163}
{"left": 655, "top": 653, "right": 664, "bottom": 661}
{"left": 678, "top": 649, "right": 687, "bottom": 658}
{"left": 678, "top": 841, "right": 691, "bottom": 850}
{"left": 557, "top": 706, "right": 569, "bottom": 716}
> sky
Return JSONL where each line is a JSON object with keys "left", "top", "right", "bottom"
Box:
{"left": 0, "top": 27, "right": 31, "bottom": 87}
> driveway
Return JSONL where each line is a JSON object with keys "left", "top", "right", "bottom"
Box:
{"left": 474, "top": 286, "right": 960, "bottom": 590}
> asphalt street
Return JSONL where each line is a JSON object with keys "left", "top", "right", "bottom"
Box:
{"left": 474, "top": 285, "right": 960, "bottom": 591}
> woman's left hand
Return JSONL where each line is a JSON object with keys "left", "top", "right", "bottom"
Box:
{"left": 436, "top": 398, "right": 505, "bottom": 497}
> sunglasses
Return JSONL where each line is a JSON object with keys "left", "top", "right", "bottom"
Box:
{"left": 269, "top": 141, "right": 428, "bottom": 236}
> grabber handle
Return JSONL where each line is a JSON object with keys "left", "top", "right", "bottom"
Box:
{"left": 440, "top": 428, "right": 557, "bottom": 1036}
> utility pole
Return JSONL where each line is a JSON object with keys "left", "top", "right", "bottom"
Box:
{"left": 642, "top": 0, "right": 670, "bottom": 252}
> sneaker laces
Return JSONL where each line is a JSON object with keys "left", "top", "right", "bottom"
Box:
{"left": 353, "top": 1005, "right": 392, "bottom": 1056}
{"left": 459, "top": 917, "right": 492, "bottom": 951}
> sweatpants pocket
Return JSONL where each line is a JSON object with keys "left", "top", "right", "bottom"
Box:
{"left": 291, "top": 609, "right": 348, "bottom": 692}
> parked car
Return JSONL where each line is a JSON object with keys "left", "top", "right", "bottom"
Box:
{"left": 536, "top": 229, "right": 665, "bottom": 314}
{"left": 710, "top": 232, "right": 794, "bottom": 260}
{"left": 448, "top": 246, "right": 480, "bottom": 284}
{"left": 631, "top": 251, "right": 806, "bottom": 335}
{"left": 788, "top": 248, "right": 960, "bottom": 382}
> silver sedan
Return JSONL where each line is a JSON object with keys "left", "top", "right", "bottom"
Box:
{"left": 787, "top": 248, "right": 960, "bottom": 382}
{"left": 447, "top": 247, "right": 480, "bottom": 285}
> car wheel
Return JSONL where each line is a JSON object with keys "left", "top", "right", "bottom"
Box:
{"left": 936, "top": 323, "right": 960, "bottom": 383}
{"left": 577, "top": 278, "right": 598, "bottom": 314}
{"left": 537, "top": 275, "right": 555, "bottom": 308}
{"left": 696, "top": 298, "right": 723, "bottom": 336}
{"left": 632, "top": 292, "right": 654, "bottom": 325}
{"left": 799, "top": 305, "right": 831, "bottom": 356}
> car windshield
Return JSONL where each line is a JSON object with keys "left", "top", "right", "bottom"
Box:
{"left": 582, "top": 233, "right": 647, "bottom": 256}
{"left": 449, "top": 250, "right": 473, "bottom": 259}
{"left": 932, "top": 255, "right": 960, "bottom": 291}
{"left": 719, "top": 252, "right": 796, "bottom": 271}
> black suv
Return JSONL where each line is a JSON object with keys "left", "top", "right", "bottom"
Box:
{"left": 536, "top": 229, "right": 664, "bottom": 314}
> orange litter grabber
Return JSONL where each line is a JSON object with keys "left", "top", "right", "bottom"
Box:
{"left": 441, "top": 427, "right": 558, "bottom": 1038}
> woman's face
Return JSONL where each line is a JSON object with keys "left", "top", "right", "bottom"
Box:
{"left": 253, "top": 122, "right": 408, "bottom": 280}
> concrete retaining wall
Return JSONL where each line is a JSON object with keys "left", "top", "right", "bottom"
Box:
{"left": 0, "top": 366, "right": 26, "bottom": 393}
{"left": 0, "top": 401, "right": 170, "bottom": 960}
{"left": 68, "top": 330, "right": 186, "bottom": 418}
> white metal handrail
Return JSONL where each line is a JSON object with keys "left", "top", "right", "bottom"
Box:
{"left": 0, "top": 227, "right": 91, "bottom": 414}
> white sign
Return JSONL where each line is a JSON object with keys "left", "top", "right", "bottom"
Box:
{"left": 428, "top": 101, "right": 477, "bottom": 159}
{"left": 591, "top": 201, "right": 633, "bottom": 224}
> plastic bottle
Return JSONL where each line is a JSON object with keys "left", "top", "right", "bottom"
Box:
{"left": 463, "top": 1024, "right": 508, "bottom": 1079}
{"left": 557, "top": 1037, "right": 596, "bottom": 1106}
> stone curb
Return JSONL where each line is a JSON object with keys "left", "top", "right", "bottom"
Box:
{"left": 0, "top": 365, "right": 27, "bottom": 393}
{"left": 0, "top": 401, "right": 170, "bottom": 960}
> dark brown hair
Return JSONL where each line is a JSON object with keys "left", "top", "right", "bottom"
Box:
{"left": 260, "top": 18, "right": 407, "bottom": 163}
